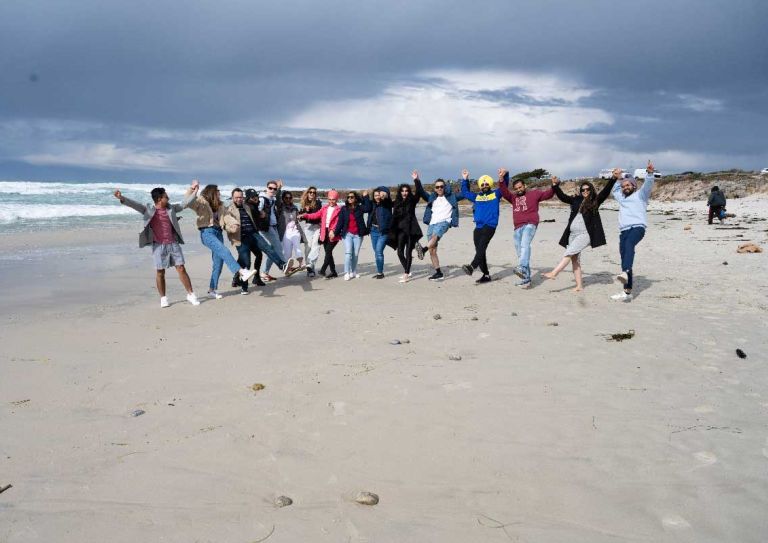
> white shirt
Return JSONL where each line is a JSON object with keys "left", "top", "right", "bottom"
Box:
{"left": 429, "top": 196, "right": 452, "bottom": 225}
{"left": 325, "top": 207, "right": 334, "bottom": 228}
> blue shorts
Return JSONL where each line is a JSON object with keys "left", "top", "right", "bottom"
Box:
{"left": 152, "top": 242, "right": 185, "bottom": 269}
{"left": 426, "top": 221, "right": 451, "bottom": 240}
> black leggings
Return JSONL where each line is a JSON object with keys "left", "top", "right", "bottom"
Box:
{"left": 320, "top": 239, "right": 338, "bottom": 274}
{"left": 396, "top": 232, "right": 414, "bottom": 273}
{"left": 471, "top": 226, "right": 496, "bottom": 275}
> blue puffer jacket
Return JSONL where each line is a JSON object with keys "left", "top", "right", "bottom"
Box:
{"left": 414, "top": 178, "right": 464, "bottom": 227}
{"left": 363, "top": 186, "right": 393, "bottom": 234}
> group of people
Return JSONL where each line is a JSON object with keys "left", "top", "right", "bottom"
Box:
{"left": 115, "top": 161, "right": 658, "bottom": 307}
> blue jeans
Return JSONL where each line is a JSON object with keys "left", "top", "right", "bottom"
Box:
{"left": 343, "top": 233, "right": 362, "bottom": 274}
{"left": 200, "top": 227, "right": 240, "bottom": 290}
{"left": 513, "top": 223, "right": 537, "bottom": 281}
{"left": 369, "top": 227, "right": 388, "bottom": 274}
{"left": 619, "top": 226, "right": 645, "bottom": 291}
{"left": 252, "top": 231, "right": 286, "bottom": 270}
{"left": 261, "top": 226, "right": 284, "bottom": 273}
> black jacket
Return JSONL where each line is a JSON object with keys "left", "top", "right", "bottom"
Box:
{"left": 364, "top": 196, "right": 393, "bottom": 234}
{"left": 554, "top": 179, "right": 616, "bottom": 249}
{"left": 707, "top": 190, "right": 726, "bottom": 207}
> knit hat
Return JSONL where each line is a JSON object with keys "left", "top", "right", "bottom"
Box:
{"left": 327, "top": 190, "right": 340, "bottom": 200}
{"left": 477, "top": 175, "right": 494, "bottom": 189}
{"left": 375, "top": 185, "right": 390, "bottom": 195}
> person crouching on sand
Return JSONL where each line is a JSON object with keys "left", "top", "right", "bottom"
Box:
{"left": 542, "top": 172, "right": 618, "bottom": 291}
{"left": 299, "top": 190, "right": 342, "bottom": 279}
{"left": 114, "top": 183, "right": 201, "bottom": 308}
{"left": 187, "top": 180, "right": 258, "bottom": 298}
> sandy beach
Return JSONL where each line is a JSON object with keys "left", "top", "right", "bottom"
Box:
{"left": 1, "top": 197, "right": 767, "bottom": 542}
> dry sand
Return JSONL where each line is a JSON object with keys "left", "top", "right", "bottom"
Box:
{"left": 1, "top": 196, "right": 767, "bottom": 542}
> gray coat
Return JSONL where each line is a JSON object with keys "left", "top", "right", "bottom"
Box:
{"left": 120, "top": 191, "right": 195, "bottom": 247}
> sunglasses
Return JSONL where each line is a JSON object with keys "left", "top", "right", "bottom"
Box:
{"left": 435, "top": 185, "right": 445, "bottom": 189}
{"left": 308, "top": 190, "right": 317, "bottom": 194}
{"left": 267, "top": 186, "right": 277, "bottom": 191}
{"left": 581, "top": 187, "right": 592, "bottom": 192}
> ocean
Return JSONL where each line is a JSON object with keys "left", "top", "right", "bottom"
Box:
{"left": 0, "top": 180, "right": 320, "bottom": 233}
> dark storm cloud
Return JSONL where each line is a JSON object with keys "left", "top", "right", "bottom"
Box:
{"left": 0, "top": 0, "right": 766, "bottom": 181}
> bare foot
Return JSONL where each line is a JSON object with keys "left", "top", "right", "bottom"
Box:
{"left": 542, "top": 272, "right": 557, "bottom": 279}
{"left": 572, "top": 286, "right": 583, "bottom": 292}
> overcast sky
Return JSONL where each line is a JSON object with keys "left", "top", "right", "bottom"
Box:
{"left": 1, "top": 0, "right": 766, "bottom": 186}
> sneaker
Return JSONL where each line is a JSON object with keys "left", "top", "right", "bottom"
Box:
{"left": 208, "top": 290, "right": 223, "bottom": 300}
{"left": 611, "top": 291, "right": 633, "bottom": 302}
{"left": 281, "top": 258, "right": 296, "bottom": 275}
{"left": 231, "top": 275, "right": 240, "bottom": 288}
{"left": 616, "top": 272, "right": 628, "bottom": 285}
{"left": 353, "top": 272, "right": 360, "bottom": 279}
{"left": 344, "top": 273, "right": 351, "bottom": 281}
{"left": 325, "top": 271, "right": 338, "bottom": 279}
{"left": 475, "top": 274, "right": 492, "bottom": 284}
{"left": 515, "top": 279, "right": 531, "bottom": 289}
{"left": 240, "top": 290, "right": 249, "bottom": 295}
{"left": 462, "top": 264, "right": 474, "bottom": 276}
{"left": 428, "top": 271, "right": 444, "bottom": 281}
{"left": 252, "top": 275, "right": 265, "bottom": 286}
{"left": 372, "top": 273, "right": 385, "bottom": 279}
{"left": 307, "top": 267, "right": 316, "bottom": 278}
{"left": 513, "top": 266, "right": 525, "bottom": 279}
{"left": 261, "top": 273, "right": 277, "bottom": 282}
{"left": 416, "top": 243, "right": 425, "bottom": 260}
{"left": 160, "top": 296, "right": 170, "bottom": 308}
{"left": 398, "top": 273, "right": 412, "bottom": 283}
{"left": 186, "top": 293, "right": 200, "bottom": 306}
{"left": 239, "top": 268, "right": 257, "bottom": 283}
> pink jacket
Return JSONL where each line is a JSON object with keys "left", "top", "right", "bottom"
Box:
{"left": 302, "top": 204, "right": 342, "bottom": 242}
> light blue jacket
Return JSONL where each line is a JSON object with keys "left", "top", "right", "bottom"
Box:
{"left": 612, "top": 172, "right": 655, "bottom": 231}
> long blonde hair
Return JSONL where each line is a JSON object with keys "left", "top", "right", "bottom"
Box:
{"left": 300, "top": 185, "right": 319, "bottom": 210}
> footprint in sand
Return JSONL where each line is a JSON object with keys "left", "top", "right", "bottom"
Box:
{"left": 693, "top": 451, "right": 717, "bottom": 466}
{"left": 662, "top": 515, "right": 691, "bottom": 530}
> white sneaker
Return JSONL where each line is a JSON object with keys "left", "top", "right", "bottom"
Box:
{"left": 353, "top": 272, "right": 360, "bottom": 279}
{"left": 344, "top": 273, "right": 351, "bottom": 281}
{"left": 398, "top": 273, "right": 412, "bottom": 283}
{"left": 208, "top": 290, "right": 223, "bottom": 299}
{"left": 240, "top": 290, "right": 248, "bottom": 296}
{"left": 610, "top": 291, "right": 632, "bottom": 302}
{"left": 186, "top": 293, "right": 200, "bottom": 306}
{"left": 239, "top": 268, "right": 257, "bottom": 282}
{"left": 160, "top": 296, "right": 170, "bottom": 308}
{"left": 616, "top": 272, "right": 628, "bottom": 285}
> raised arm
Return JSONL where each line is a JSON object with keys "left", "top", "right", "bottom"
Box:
{"left": 638, "top": 160, "right": 656, "bottom": 201}
{"left": 459, "top": 169, "right": 477, "bottom": 202}
{"left": 596, "top": 173, "right": 619, "bottom": 205}
{"left": 412, "top": 170, "right": 430, "bottom": 202}
{"left": 360, "top": 190, "right": 373, "bottom": 213}
{"left": 114, "top": 190, "right": 147, "bottom": 214}
{"left": 497, "top": 168, "right": 514, "bottom": 204}
{"left": 171, "top": 181, "right": 199, "bottom": 212}
{"left": 551, "top": 177, "right": 575, "bottom": 205}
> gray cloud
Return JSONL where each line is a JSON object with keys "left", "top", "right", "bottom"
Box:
{"left": 1, "top": 0, "right": 767, "bottom": 183}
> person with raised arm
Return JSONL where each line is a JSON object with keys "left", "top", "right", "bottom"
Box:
{"left": 186, "top": 180, "right": 259, "bottom": 298}
{"left": 497, "top": 168, "right": 555, "bottom": 288}
{"left": 362, "top": 186, "right": 393, "bottom": 279}
{"left": 610, "top": 160, "right": 656, "bottom": 301}
{"left": 298, "top": 186, "right": 323, "bottom": 277}
{"left": 542, "top": 172, "right": 618, "bottom": 292}
{"left": 388, "top": 174, "right": 424, "bottom": 283}
{"left": 460, "top": 169, "right": 503, "bottom": 284}
{"left": 114, "top": 183, "right": 200, "bottom": 307}
{"left": 413, "top": 170, "right": 464, "bottom": 281}
{"left": 298, "top": 190, "right": 342, "bottom": 279}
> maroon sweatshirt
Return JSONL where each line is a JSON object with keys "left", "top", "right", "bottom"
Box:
{"left": 499, "top": 183, "right": 555, "bottom": 230}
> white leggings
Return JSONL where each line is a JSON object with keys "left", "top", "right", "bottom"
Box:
{"left": 282, "top": 232, "right": 303, "bottom": 260}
